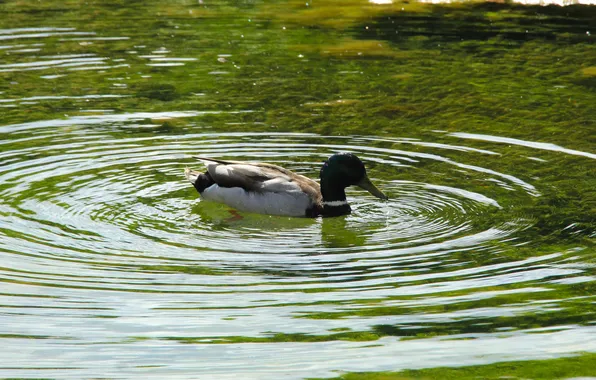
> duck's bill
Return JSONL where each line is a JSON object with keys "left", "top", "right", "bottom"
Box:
{"left": 356, "top": 175, "right": 388, "bottom": 200}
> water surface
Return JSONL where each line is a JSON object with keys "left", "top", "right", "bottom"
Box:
{"left": 0, "top": 0, "right": 595, "bottom": 378}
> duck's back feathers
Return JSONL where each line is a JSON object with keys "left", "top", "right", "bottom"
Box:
{"left": 193, "top": 156, "right": 321, "bottom": 201}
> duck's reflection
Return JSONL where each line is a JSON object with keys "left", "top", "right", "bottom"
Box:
{"left": 320, "top": 215, "right": 367, "bottom": 249}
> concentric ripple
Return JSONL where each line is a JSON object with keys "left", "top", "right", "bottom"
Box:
{"left": 1, "top": 113, "right": 517, "bottom": 262}
{"left": 1, "top": 112, "right": 595, "bottom": 379}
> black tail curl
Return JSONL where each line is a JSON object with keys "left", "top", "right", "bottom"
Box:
{"left": 194, "top": 171, "right": 215, "bottom": 193}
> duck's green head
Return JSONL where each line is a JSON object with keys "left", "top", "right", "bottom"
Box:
{"left": 320, "top": 153, "right": 388, "bottom": 200}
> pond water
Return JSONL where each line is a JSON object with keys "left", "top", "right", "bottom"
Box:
{"left": 0, "top": 0, "right": 595, "bottom": 378}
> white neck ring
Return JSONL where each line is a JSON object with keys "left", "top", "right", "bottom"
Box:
{"left": 323, "top": 200, "right": 349, "bottom": 207}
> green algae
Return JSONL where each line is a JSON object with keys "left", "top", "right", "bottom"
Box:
{"left": 583, "top": 67, "right": 596, "bottom": 76}
{"left": 312, "top": 353, "right": 596, "bottom": 380}
{"left": 165, "top": 331, "right": 382, "bottom": 344}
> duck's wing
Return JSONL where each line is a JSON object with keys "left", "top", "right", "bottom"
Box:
{"left": 193, "top": 156, "right": 321, "bottom": 202}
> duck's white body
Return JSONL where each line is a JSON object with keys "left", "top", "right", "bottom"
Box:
{"left": 201, "top": 184, "right": 313, "bottom": 216}
{"left": 185, "top": 159, "right": 321, "bottom": 217}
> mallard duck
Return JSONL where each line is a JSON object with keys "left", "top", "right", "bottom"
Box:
{"left": 184, "top": 153, "right": 388, "bottom": 217}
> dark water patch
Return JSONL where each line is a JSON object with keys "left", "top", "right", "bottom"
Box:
{"left": 359, "top": 3, "right": 596, "bottom": 44}
{"left": 135, "top": 83, "right": 180, "bottom": 101}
